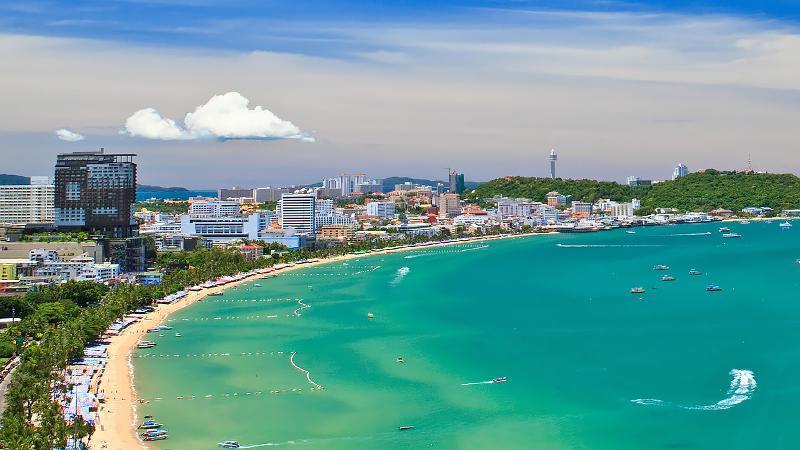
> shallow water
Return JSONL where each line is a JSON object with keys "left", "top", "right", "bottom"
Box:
{"left": 135, "top": 221, "right": 800, "bottom": 449}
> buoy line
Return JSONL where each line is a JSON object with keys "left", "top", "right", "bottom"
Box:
{"left": 289, "top": 351, "right": 324, "bottom": 390}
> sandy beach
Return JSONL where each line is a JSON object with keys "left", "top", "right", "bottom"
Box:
{"left": 89, "top": 232, "right": 544, "bottom": 449}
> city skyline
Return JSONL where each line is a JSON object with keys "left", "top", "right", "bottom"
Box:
{"left": 2, "top": 1, "right": 800, "bottom": 187}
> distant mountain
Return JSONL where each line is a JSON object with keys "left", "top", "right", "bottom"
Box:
{"left": 137, "top": 184, "right": 190, "bottom": 192}
{"left": 0, "top": 174, "right": 29, "bottom": 185}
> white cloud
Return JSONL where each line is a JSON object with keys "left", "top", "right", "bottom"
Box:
{"left": 122, "top": 92, "right": 314, "bottom": 142}
{"left": 55, "top": 128, "right": 85, "bottom": 141}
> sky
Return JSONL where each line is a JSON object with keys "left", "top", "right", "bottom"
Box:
{"left": 1, "top": 0, "right": 799, "bottom": 188}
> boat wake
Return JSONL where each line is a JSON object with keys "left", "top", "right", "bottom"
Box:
{"left": 403, "top": 254, "right": 426, "bottom": 259}
{"left": 237, "top": 440, "right": 311, "bottom": 448}
{"left": 631, "top": 369, "right": 756, "bottom": 411}
{"left": 389, "top": 267, "right": 410, "bottom": 286}
{"left": 461, "top": 380, "right": 496, "bottom": 386}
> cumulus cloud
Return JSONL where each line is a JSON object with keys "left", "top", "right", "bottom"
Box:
{"left": 55, "top": 128, "right": 85, "bottom": 141}
{"left": 122, "top": 92, "right": 314, "bottom": 142}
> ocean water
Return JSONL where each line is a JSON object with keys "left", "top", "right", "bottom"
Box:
{"left": 136, "top": 190, "right": 216, "bottom": 201}
{"left": 133, "top": 221, "right": 800, "bottom": 449}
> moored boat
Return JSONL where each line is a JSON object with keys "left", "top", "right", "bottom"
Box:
{"left": 661, "top": 275, "right": 676, "bottom": 282}
{"left": 780, "top": 221, "right": 792, "bottom": 228}
{"left": 719, "top": 227, "right": 731, "bottom": 233}
{"left": 689, "top": 269, "right": 702, "bottom": 275}
{"left": 706, "top": 285, "right": 723, "bottom": 292}
{"left": 653, "top": 265, "right": 669, "bottom": 271}
{"left": 138, "top": 420, "right": 163, "bottom": 429}
{"left": 630, "top": 287, "right": 646, "bottom": 294}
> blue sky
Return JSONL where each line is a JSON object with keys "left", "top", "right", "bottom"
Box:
{"left": 1, "top": 1, "right": 800, "bottom": 187}
{"left": 3, "top": 0, "right": 799, "bottom": 57}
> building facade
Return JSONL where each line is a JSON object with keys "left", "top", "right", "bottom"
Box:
{"left": 0, "top": 177, "right": 55, "bottom": 225}
{"left": 278, "top": 192, "right": 316, "bottom": 234}
{"left": 438, "top": 193, "right": 461, "bottom": 218}
{"left": 366, "top": 201, "right": 396, "bottom": 219}
{"left": 54, "top": 151, "right": 137, "bottom": 237}
{"left": 189, "top": 200, "right": 240, "bottom": 217}
{"left": 672, "top": 163, "right": 689, "bottom": 180}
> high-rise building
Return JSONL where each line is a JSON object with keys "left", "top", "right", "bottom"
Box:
{"left": 0, "top": 176, "right": 54, "bottom": 225}
{"left": 278, "top": 192, "right": 316, "bottom": 234}
{"left": 438, "top": 193, "right": 461, "bottom": 218}
{"left": 336, "top": 173, "right": 368, "bottom": 196}
{"left": 54, "top": 151, "right": 137, "bottom": 237}
{"left": 366, "top": 201, "right": 396, "bottom": 219}
{"left": 218, "top": 187, "right": 253, "bottom": 200}
{"left": 549, "top": 149, "right": 558, "bottom": 179}
{"left": 253, "top": 187, "right": 293, "bottom": 203}
{"left": 672, "top": 163, "right": 689, "bottom": 180}
{"left": 449, "top": 171, "right": 465, "bottom": 194}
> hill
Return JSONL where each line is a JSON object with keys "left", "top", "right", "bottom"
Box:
{"left": 467, "top": 170, "right": 800, "bottom": 212}
{"left": 640, "top": 170, "right": 800, "bottom": 212}
{"left": 466, "top": 176, "right": 647, "bottom": 204}
{"left": 137, "top": 184, "right": 190, "bottom": 192}
{"left": 0, "top": 174, "right": 29, "bottom": 185}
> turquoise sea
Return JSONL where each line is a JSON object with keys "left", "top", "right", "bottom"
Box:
{"left": 134, "top": 221, "right": 800, "bottom": 449}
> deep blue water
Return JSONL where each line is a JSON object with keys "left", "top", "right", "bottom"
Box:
{"left": 136, "top": 190, "right": 216, "bottom": 201}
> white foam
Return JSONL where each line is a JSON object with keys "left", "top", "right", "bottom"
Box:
{"left": 389, "top": 267, "right": 411, "bottom": 286}
{"left": 631, "top": 369, "right": 756, "bottom": 411}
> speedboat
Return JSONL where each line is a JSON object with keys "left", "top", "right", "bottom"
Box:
{"left": 706, "top": 285, "right": 723, "bottom": 292}
{"left": 625, "top": 231, "right": 636, "bottom": 234}
{"left": 142, "top": 429, "right": 168, "bottom": 437}
{"left": 218, "top": 441, "right": 240, "bottom": 448}
{"left": 653, "top": 265, "right": 669, "bottom": 271}
{"left": 144, "top": 434, "right": 168, "bottom": 441}
{"left": 661, "top": 275, "right": 676, "bottom": 282}
{"left": 399, "top": 426, "right": 415, "bottom": 431}
{"left": 630, "top": 287, "right": 646, "bottom": 294}
{"left": 174, "top": 333, "right": 182, "bottom": 337}
{"left": 722, "top": 233, "right": 741, "bottom": 238}
{"left": 254, "top": 283, "right": 262, "bottom": 287}
{"left": 780, "top": 222, "right": 792, "bottom": 228}
{"left": 719, "top": 227, "right": 731, "bottom": 233}
{"left": 689, "top": 269, "right": 702, "bottom": 276}
{"left": 492, "top": 377, "right": 508, "bottom": 383}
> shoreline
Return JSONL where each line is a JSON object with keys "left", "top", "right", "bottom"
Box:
{"left": 89, "top": 231, "right": 547, "bottom": 449}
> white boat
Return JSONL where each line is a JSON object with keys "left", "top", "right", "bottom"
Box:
{"left": 780, "top": 222, "right": 792, "bottom": 228}
{"left": 218, "top": 441, "right": 240, "bottom": 448}
{"left": 722, "top": 233, "right": 741, "bottom": 238}
{"left": 719, "top": 227, "right": 731, "bottom": 233}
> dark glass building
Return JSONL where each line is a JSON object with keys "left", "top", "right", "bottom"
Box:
{"left": 449, "top": 171, "right": 465, "bottom": 194}
{"left": 54, "top": 151, "right": 137, "bottom": 238}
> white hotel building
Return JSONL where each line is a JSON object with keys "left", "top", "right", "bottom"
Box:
{"left": 278, "top": 192, "right": 316, "bottom": 234}
{"left": 0, "top": 176, "right": 55, "bottom": 225}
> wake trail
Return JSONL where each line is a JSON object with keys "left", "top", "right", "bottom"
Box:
{"left": 631, "top": 369, "right": 756, "bottom": 411}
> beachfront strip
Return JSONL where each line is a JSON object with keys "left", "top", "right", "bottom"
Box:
{"left": 65, "top": 237, "right": 488, "bottom": 447}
